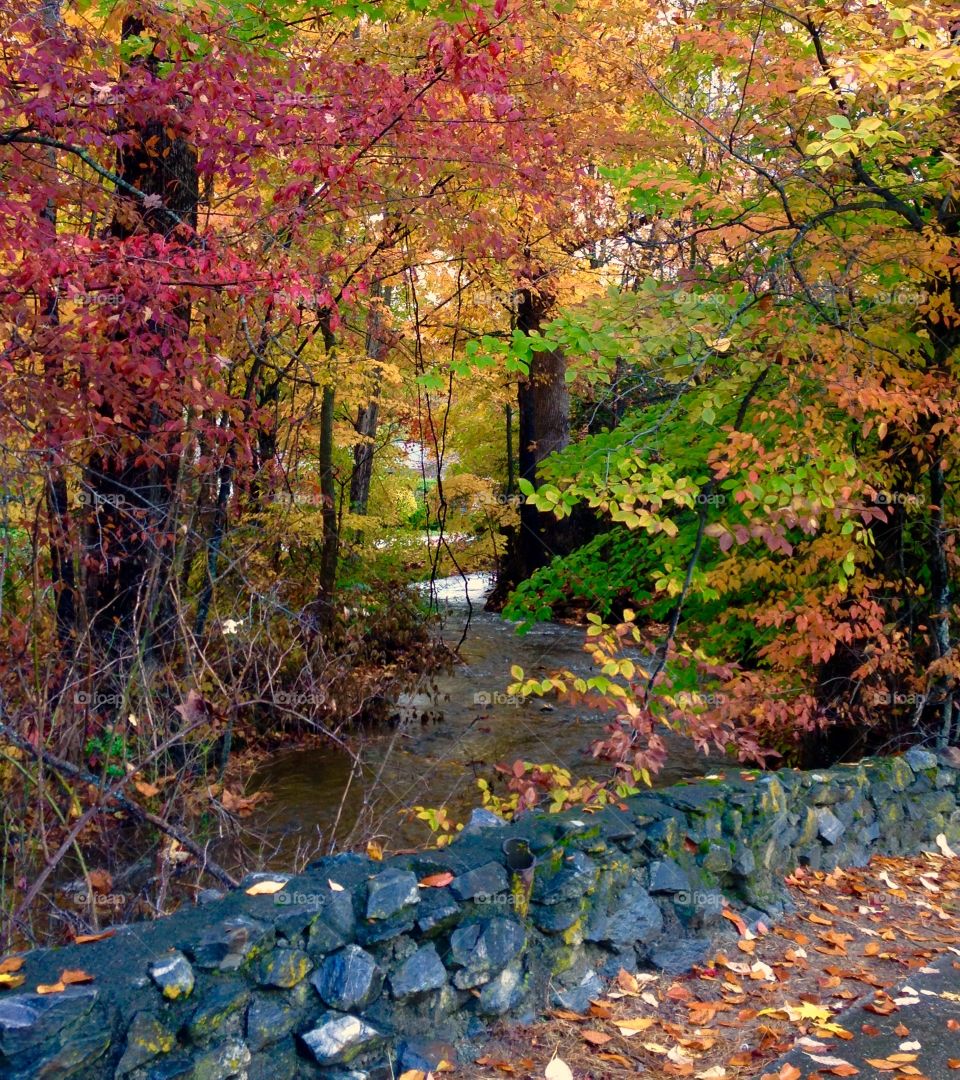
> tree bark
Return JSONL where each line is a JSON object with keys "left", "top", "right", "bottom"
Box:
{"left": 349, "top": 284, "right": 392, "bottom": 516}
{"left": 83, "top": 15, "right": 198, "bottom": 656}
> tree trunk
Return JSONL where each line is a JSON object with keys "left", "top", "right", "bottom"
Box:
{"left": 349, "top": 283, "right": 392, "bottom": 516}
{"left": 514, "top": 285, "right": 570, "bottom": 574}
{"left": 316, "top": 322, "right": 339, "bottom": 631}
{"left": 83, "top": 14, "right": 198, "bottom": 656}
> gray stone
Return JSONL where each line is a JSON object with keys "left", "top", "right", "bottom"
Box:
{"left": 301, "top": 1012, "right": 383, "bottom": 1066}
{"left": 585, "top": 879, "right": 663, "bottom": 947}
{"left": 313, "top": 945, "right": 383, "bottom": 1011}
{"left": 733, "top": 847, "right": 756, "bottom": 876}
{"left": 306, "top": 887, "right": 356, "bottom": 955}
{"left": 817, "top": 808, "right": 846, "bottom": 844}
{"left": 366, "top": 868, "right": 420, "bottom": 920}
{"left": 702, "top": 844, "right": 734, "bottom": 873}
{"left": 450, "top": 917, "right": 526, "bottom": 988}
{"left": 116, "top": 1012, "right": 176, "bottom": 1075}
{"left": 532, "top": 898, "right": 582, "bottom": 933}
{"left": 415, "top": 891, "right": 461, "bottom": 935}
{"left": 0, "top": 986, "right": 99, "bottom": 1058}
{"left": 389, "top": 944, "right": 447, "bottom": 999}
{"left": 186, "top": 983, "right": 251, "bottom": 1043}
{"left": 904, "top": 747, "right": 938, "bottom": 773}
{"left": 256, "top": 947, "right": 312, "bottom": 988}
{"left": 17, "top": 1030, "right": 111, "bottom": 1079}
{"left": 479, "top": 960, "right": 527, "bottom": 1015}
{"left": 149, "top": 951, "right": 195, "bottom": 1000}
{"left": 190, "top": 1039, "right": 252, "bottom": 1080}
{"left": 449, "top": 860, "right": 509, "bottom": 901}
{"left": 650, "top": 938, "right": 712, "bottom": 974}
{"left": 193, "top": 915, "right": 274, "bottom": 971}
{"left": 551, "top": 969, "right": 602, "bottom": 1014}
{"left": 246, "top": 995, "right": 298, "bottom": 1051}
{"left": 647, "top": 858, "right": 688, "bottom": 895}
{"left": 532, "top": 851, "right": 596, "bottom": 904}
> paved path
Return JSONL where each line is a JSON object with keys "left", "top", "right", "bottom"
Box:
{"left": 764, "top": 959, "right": 960, "bottom": 1078}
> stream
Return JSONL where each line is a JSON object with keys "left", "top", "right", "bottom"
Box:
{"left": 244, "top": 573, "right": 730, "bottom": 865}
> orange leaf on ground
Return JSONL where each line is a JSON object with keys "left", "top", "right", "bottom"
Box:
{"left": 581, "top": 1029, "right": 612, "bottom": 1046}
{"left": 72, "top": 929, "right": 115, "bottom": 944}
{"left": 419, "top": 871, "right": 454, "bottom": 888}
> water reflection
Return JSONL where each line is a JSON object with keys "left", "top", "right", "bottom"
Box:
{"left": 245, "top": 573, "right": 729, "bottom": 864}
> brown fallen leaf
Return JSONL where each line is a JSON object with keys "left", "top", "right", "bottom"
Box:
{"left": 581, "top": 1029, "right": 612, "bottom": 1046}
{"left": 0, "top": 957, "right": 24, "bottom": 974}
{"left": 36, "top": 981, "right": 66, "bottom": 995}
{"left": 419, "top": 871, "right": 454, "bottom": 888}
{"left": 60, "top": 969, "right": 94, "bottom": 985}
{"left": 72, "top": 929, "right": 115, "bottom": 944}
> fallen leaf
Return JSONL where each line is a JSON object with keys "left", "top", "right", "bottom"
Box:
{"left": 0, "top": 972, "right": 26, "bottom": 990}
{"left": 936, "top": 834, "right": 957, "bottom": 858}
{"left": 581, "top": 1029, "right": 612, "bottom": 1046}
{"left": 0, "top": 957, "right": 24, "bottom": 974}
{"left": 36, "top": 982, "right": 66, "bottom": 994}
{"left": 59, "top": 969, "right": 94, "bottom": 985}
{"left": 544, "top": 1059, "right": 574, "bottom": 1080}
{"left": 245, "top": 879, "right": 287, "bottom": 896}
{"left": 419, "top": 872, "right": 455, "bottom": 888}
{"left": 72, "top": 929, "right": 115, "bottom": 944}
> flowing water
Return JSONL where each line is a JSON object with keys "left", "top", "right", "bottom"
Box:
{"left": 245, "top": 574, "right": 730, "bottom": 864}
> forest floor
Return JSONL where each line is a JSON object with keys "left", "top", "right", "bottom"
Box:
{"left": 467, "top": 846, "right": 960, "bottom": 1080}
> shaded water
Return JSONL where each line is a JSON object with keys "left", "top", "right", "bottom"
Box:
{"left": 245, "top": 574, "right": 730, "bottom": 863}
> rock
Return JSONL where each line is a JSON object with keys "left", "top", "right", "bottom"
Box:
{"left": 461, "top": 808, "right": 508, "bottom": 835}
{"left": 449, "top": 860, "right": 509, "bottom": 901}
{"left": 531, "top": 898, "right": 582, "bottom": 934}
{"left": 647, "top": 858, "right": 688, "bottom": 895}
{"left": 702, "top": 844, "right": 733, "bottom": 873}
{"left": 190, "top": 1038, "right": 252, "bottom": 1080}
{"left": 313, "top": 945, "right": 384, "bottom": 1011}
{"left": 256, "top": 947, "right": 312, "bottom": 988}
{"left": 649, "top": 939, "right": 712, "bottom": 974}
{"left": 817, "top": 808, "right": 846, "bottom": 845}
{"left": 478, "top": 960, "right": 526, "bottom": 1015}
{"left": 116, "top": 1011, "right": 176, "bottom": 1075}
{"left": 301, "top": 1012, "right": 383, "bottom": 1066}
{"left": 193, "top": 915, "right": 274, "bottom": 971}
{"left": 532, "top": 852, "right": 596, "bottom": 904}
{"left": 450, "top": 917, "right": 526, "bottom": 988}
{"left": 366, "top": 868, "right": 420, "bottom": 920}
{"left": 389, "top": 944, "right": 447, "bottom": 999}
{"left": 23, "top": 1030, "right": 111, "bottom": 1079}
{"left": 397, "top": 1039, "right": 458, "bottom": 1073}
{"left": 306, "top": 887, "right": 356, "bottom": 956}
{"left": 0, "top": 986, "right": 99, "bottom": 1058}
{"left": 415, "top": 891, "right": 461, "bottom": 936}
{"left": 904, "top": 747, "right": 938, "bottom": 773}
{"left": 732, "top": 847, "right": 756, "bottom": 876}
{"left": 186, "top": 983, "right": 251, "bottom": 1044}
{"left": 551, "top": 969, "right": 602, "bottom": 1014}
{"left": 246, "top": 995, "right": 298, "bottom": 1052}
{"left": 149, "top": 951, "right": 195, "bottom": 1000}
{"left": 585, "top": 879, "right": 663, "bottom": 947}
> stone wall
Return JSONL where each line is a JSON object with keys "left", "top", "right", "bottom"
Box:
{"left": 1, "top": 748, "right": 957, "bottom": 1079}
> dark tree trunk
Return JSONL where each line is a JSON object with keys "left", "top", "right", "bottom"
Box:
{"left": 83, "top": 15, "right": 198, "bottom": 655}
{"left": 315, "top": 321, "right": 339, "bottom": 631}
{"left": 349, "top": 284, "right": 392, "bottom": 516}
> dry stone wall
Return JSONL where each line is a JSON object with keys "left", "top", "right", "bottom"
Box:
{"left": 1, "top": 748, "right": 957, "bottom": 1079}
